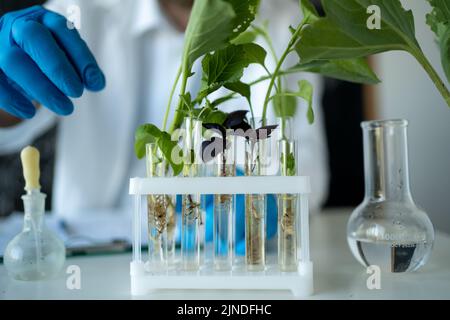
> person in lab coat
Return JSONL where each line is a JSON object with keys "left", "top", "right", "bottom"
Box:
{"left": 0, "top": 0, "right": 328, "bottom": 244}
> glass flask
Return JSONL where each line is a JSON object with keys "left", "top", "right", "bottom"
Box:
{"left": 213, "top": 131, "right": 236, "bottom": 271}
{"left": 4, "top": 191, "right": 66, "bottom": 281}
{"left": 181, "top": 117, "right": 203, "bottom": 271}
{"left": 146, "top": 143, "right": 176, "bottom": 270}
{"left": 278, "top": 139, "right": 298, "bottom": 272}
{"left": 347, "top": 119, "right": 434, "bottom": 273}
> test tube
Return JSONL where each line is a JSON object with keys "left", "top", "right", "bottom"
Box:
{"left": 166, "top": 194, "right": 177, "bottom": 263}
{"left": 181, "top": 117, "right": 203, "bottom": 271}
{"left": 213, "top": 132, "right": 235, "bottom": 271}
{"left": 146, "top": 143, "right": 168, "bottom": 271}
{"left": 244, "top": 139, "right": 268, "bottom": 271}
{"left": 278, "top": 139, "right": 298, "bottom": 272}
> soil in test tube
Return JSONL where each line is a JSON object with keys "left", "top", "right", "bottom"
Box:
{"left": 278, "top": 194, "right": 297, "bottom": 271}
{"left": 166, "top": 195, "right": 176, "bottom": 261}
{"left": 147, "top": 194, "right": 168, "bottom": 268}
{"left": 245, "top": 194, "right": 265, "bottom": 271}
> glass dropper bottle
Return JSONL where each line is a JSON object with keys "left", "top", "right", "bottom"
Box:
{"left": 4, "top": 146, "right": 66, "bottom": 281}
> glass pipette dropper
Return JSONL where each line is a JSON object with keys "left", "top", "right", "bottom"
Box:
{"left": 21, "top": 147, "right": 45, "bottom": 275}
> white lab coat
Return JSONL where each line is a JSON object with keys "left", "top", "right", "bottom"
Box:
{"left": 0, "top": 0, "right": 329, "bottom": 219}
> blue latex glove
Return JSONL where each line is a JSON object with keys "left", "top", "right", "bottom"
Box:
{"left": 176, "top": 170, "right": 278, "bottom": 256}
{"left": 0, "top": 5, "right": 105, "bottom": 119}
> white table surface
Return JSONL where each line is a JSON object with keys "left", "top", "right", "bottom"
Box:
{"left": 1, "top": 210, "right": 450, "bottom": 300}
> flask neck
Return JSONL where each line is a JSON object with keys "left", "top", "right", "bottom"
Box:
{"left": 22, "top": 191, "right": 46, "bottom": 232}
{"left": 362, "top": 120, "right": 413, "bottom": 202}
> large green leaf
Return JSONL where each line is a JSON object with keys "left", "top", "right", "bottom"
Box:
{"left": 288, "top": 58, "right": 381, "bottom": 84}
{"left": 224, "top": 81, "right": 251, "bottom": 102}
{"left": 182, "top": 0, "right": 260, "bottom": 72}
{"left": 134, "top": 124, "right": 160, "bottom": 159}
{"left": 427, "top": 0, "right": 450, "bottom": 35}
{"left": 199, "top": 43, "right": 266, "bottom": 99}
{"left": 182, "top": 0, "right": 236, "bottom": 72}
{"left": 426, "top": 0, "right": 450, "bottom": 83}
{"left": 241, "top": 42, "right": 267, "bottom": 66}
{"left": 297, "top": 0, "right": 421, "bottom": 62}
{"left": 227, "top": 0, "right": 261, "bottom": 40}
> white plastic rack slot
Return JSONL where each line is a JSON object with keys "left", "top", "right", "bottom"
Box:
{"left": 129, "top": 176, "right": 313, "bottom": 297}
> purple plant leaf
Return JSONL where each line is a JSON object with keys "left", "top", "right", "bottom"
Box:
{"left": 224, "top": 110, "right": 249, "bottom": 128}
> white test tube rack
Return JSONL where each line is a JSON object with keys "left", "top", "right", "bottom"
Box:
{"left": 129, "top": 176, "right": 313, "bottom": 297}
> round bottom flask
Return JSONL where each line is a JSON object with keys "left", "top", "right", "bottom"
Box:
{"left": 347, "top": 120, "right": 434, "bottom": 273}
{"left": 4, "top": 192, "right": 66, "bottom": 281}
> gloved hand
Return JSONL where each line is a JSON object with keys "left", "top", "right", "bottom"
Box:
{"left": 0, "top": 5, "right": 105, "bottom": 119}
